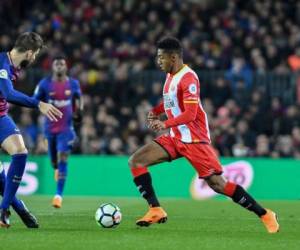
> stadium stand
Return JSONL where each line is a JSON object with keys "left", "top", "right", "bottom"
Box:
{"left": 1, "top": 0, "right": 300, "bottom": 157}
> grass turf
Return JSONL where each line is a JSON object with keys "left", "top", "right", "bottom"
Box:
{"left": 0, "top": 196, "right": 299, "bottom": 250}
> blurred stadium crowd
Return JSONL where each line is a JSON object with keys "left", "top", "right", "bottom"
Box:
{"left": 1, "top": 0, "right": 300, "bottom": 157}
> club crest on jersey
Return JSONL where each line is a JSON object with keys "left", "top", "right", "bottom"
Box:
{"left": 65, "top": 90, "right": 71, "bottom": 96}
{"left": 189, "top": 83, "right": 197, "bottom": 94}
{"left": 163, "top": 94, "right": 175, "bottom": 109}
{"left": 0, "top": 69, "right": 8, "bottom": 79}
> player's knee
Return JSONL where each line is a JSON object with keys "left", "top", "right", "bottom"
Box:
{"left": 11, "top": 147, "right": 28, "bottom": 155}
{"left": 210, "top": 184, "right": 224, "bottom": 194}
{"left": 128, "top": 154, "right": 143, "bottom": 168}
{"left": 58, "top": 152, "right": 68, "bottom": 162}
{"left": 128, "top": 155, "right": 135, "bottom": 168}
{"left": 206, "top": 178, "right": 225, "bottom": 194}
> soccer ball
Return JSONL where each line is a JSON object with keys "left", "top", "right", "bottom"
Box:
{"left": 95, "top": 203, "right": 122, "bottom": 228}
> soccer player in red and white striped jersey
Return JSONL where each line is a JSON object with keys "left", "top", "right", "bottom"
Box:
{"left": 129, "top": 36, "right": 279, "bottom": 233}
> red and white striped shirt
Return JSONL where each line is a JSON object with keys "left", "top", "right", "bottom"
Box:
{"left": 157, "top": 64, "right": 211, "bottom": 143}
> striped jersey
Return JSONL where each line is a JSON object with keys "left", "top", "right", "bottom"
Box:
{"left": 163, "top": 65, "right": 210, "bottom": 143}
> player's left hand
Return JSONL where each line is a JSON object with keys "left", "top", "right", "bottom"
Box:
{"left": 149, "top": 120, "right": 166, "bottom": 132}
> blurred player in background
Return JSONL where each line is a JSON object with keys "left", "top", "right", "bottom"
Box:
{"left": 0, "top": 32, "right": 62, "bottom": 228}
{"left": 34, "top": 56, "right": 83, "bottom": 209}
{"left": 129, "top": 37, "right": 279, "bottom": 233}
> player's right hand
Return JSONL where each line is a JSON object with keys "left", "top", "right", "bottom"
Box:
{"left": 72, "top": 111, "right": 82, "bottom": 124}
{"left": 38, "top": 101, "right": 63, "bottom": 122}
{"left": 149, "top": 119, "right": 166, "bottom": 132}
{"left": 147, "top": 111, "right": 159, "bottom": 128}
{"left": 147, "top": 111, "right": 158, "bottom": 122}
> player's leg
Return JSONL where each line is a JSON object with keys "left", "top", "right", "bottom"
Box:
{"left": 205, "top": 174, "right": 279, "bottom": 233}
{"left": 129, "top": 135, "right": 179, "bottom": 226}
{"left": 52, "top": 152, "right": 68, "bottom": 208}
{"left": 52, "top": 130, "right": 75, "bottom": 208}
{"left": 0, "top": 162, "right": 38, "bottom": 228}
{"left": 0, "top": 132, "right": 28, "bottom": 228}
{"left": 0, "top": 161, "right": 24, "bottom": 212}
{"left": 46, "top": 134, "right": 62, "bottom": 208}
{"left": 46, "top": 134, "right": 58, "bottom": 180}
{"left": 205, "top": 174, "right": 266, "bottom": 215}
{"left": 184, "top": 143, "right": 279, "bottom": 233}
{"left": 129, "top": 141, "right": 169, "bottom": 207}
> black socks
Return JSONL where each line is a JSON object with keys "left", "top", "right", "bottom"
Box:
{"left": 134, "top": 173, "right": 160, "bottom": 207}
{"left": 231, "top": 185, "right": 266, "bottom": 217}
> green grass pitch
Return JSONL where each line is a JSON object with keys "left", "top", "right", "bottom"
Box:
{"left": 0, "top": 196, "right": 299, "bottom": 250}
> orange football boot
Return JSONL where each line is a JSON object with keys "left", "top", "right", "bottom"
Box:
{"left": 52, "top": 195, "right": 62, "bottom": 209}
{"left": 260, "top": 209, "right": 279, "bottom": 233}
{"left": 136, "top": 207, "right": 167, "bottom": 227}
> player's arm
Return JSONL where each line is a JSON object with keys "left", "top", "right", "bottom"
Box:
{"left": 0, "top": 75, "right": 62, "bottom": 121}
{"left": 164, "top": 101, "right": 198, "bottom": 128}
{"left": 72, "top": 95, "right": 83, "bottom": 123}
{"left": 151, "top": 101, "right": 165, "bottom": 116}
{"left": 72, "top": 79, "right": 84, "bottom": 123}
{"left": 147, "top": 101, "right": 165, "bottom": 125}
{"left": 150, "top": 102, "right": 198, "bottom": 131}
{"left": 0, "top": 70, "right": 39, "bottom": 108}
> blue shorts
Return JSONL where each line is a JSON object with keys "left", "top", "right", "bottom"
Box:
{"left": 0, "top": 115, "right": 21, "bottom": 145}
{"left": 46, "top": 130, "right": 76, "bottom": 164}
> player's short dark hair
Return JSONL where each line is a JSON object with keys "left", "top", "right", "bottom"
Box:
{"left": 157, "top": 36, "right": 183, "bottom": 56}
{"left": 53, "top": 55, "right": 67, "bottom": 61}
{"left": 14, "top": 32, "right": 44, "bottom": 52}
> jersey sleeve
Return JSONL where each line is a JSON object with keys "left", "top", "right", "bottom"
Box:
{"left": 164, "top": 103, "right": 198, "bottom": 128}
{"left": 180, "top": 72, "right": 200, "bottom": 104}
{"left": 151, "top": 101, "right": 165, "bottom": 115}
{"left": 72, "top": 79, "right": 82, "bottom": 98}
{"left": 0, "top": 68, "right": 39, "bottom": 108}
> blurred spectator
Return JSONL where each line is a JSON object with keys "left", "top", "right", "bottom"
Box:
{"left": 279, "top": 106, "right": 300, "bottom": 135}
{"left": 211, "top": 77, "right": 232, "bottom": 107}
{"left": 288, "top": 47, "right": 300, "bottom": 72}
{"left": 225, "top": 53, "right": 253, "bottom": 91}
{"left": 275, "top": 136, "right": 294, "bottom": 158}
{"left": 255, "top": 134, "right": 271, "bottom": 157}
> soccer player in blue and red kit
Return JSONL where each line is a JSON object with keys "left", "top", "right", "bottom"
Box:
{"left": 0, "top": 32, "right": 62, "bottom": 228}
{"left": 34, "top": 56, "right": 83, "bottom": 209}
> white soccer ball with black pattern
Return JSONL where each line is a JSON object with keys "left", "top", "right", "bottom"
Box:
{"left": 95, "top": 203, "right": 122, "bottom": 228}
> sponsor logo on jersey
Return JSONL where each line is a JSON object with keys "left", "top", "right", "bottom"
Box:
{"left": 188, "top": 83, "right": 197, "bottom": 94}
{"left": 49, "top": 92, "right": 55, "bottom": 96}
{"left": 163, "top": 94, "right": 175, "bottom": 109}
{"left": 49, "top": 99, "right": 71, "bottom": 107}
{"left": 0, "top": 69, "right": 8, "bottom": 79}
